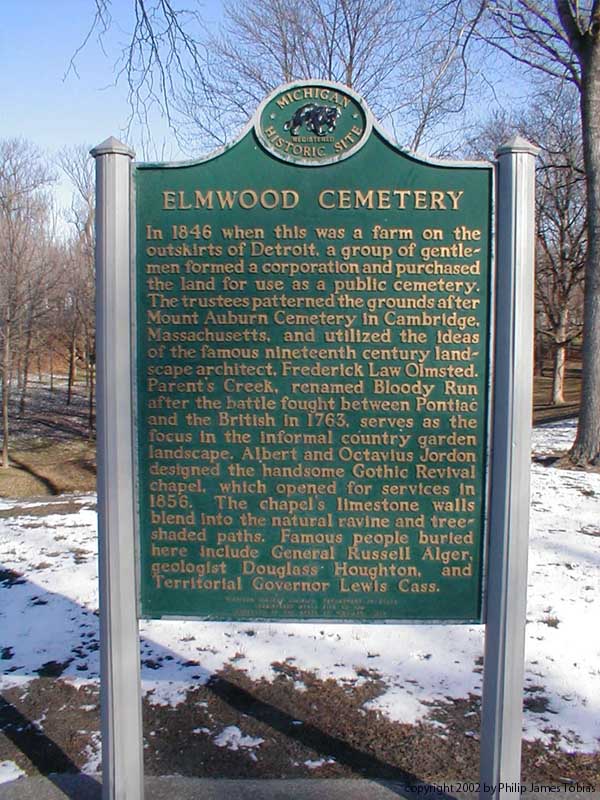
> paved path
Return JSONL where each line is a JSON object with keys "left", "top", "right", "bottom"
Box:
{"left": 0, "top": 776, "right": 598, "bottom": 800}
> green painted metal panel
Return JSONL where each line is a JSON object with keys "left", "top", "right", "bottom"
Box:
{"left": 134, "top": 82, "right": 493, "bottom": 622}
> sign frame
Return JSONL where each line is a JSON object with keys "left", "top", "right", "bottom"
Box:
{"left": 132, "top": 80, "right": 496, "bottom": 624}
{"left": 92, "top": 83, "right": 537, "bottom": 800}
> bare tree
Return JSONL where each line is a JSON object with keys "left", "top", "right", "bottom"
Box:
{"left": 466, "top": 87, "right": 586, "bottom": 404}
{"left": 432, "top": 0, "right": 600, "bottom": 463}
{"left": 176, "top": 0, "right": 491, "bottom": 153}
{"left": 176, "top": 0, "right": 407, "bottom": 147}
{"left": 0, "top": 139, "right": 55, "bottom": 467}
{"left": 534, "top": 91, "right": 586, "bottom": 403}
{"left": 80, "top": 0, "right": 489, "bottom": 154}
{"left": 75, "top": 1, "right": 207, "bottom": 146}
{"left": 58, "top": 146, "right": 97, "bottom": 435}
{"left": 17, "top": 224, "right": 64, "bottom": 415}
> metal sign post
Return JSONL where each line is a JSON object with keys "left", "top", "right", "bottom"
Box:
{"left": 480, "top": 136, "right": 539, "bottom": 799}
{"left": 92, "top": 137, "right": 145, "bottom": 800}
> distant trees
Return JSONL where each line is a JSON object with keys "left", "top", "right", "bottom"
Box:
{"left": 58, "top": 145, "right": 96, "bottom": 435}
{"left": 0, "top": 139, "right": 56, "bottom": 467}
{"left": 0, "top": 139, "right": 98, "bottom": 467}
{"left": 466, "top": 87, "right": 586, "bottom": 406}
{"left": 533, "top": 90, "right": 586, "bottom": 404}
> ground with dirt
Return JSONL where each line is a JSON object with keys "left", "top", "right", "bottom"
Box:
{"left": 0, "top": 379, "right": 95, "bottom": 498}
{"left": 1, "top": 666, "right": 599, "bottom": 787}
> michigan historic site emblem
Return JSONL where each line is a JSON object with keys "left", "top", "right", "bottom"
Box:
{"left": 256, "top": 80, "right": 371, "bottom": 166}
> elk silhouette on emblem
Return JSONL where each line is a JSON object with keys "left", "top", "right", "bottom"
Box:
{"left": 284, "top": 104, "right": 342, "bottom": 136}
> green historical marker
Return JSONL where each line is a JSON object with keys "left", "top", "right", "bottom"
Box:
{"left": 134, "top": 81, "right": 493, "bottom": 622}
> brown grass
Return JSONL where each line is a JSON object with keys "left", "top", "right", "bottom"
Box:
{"left": 0, "top": 438, "right": 96, "bottom": 497}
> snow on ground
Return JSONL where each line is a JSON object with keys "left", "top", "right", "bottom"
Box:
{"left": 0, "top": 419, "right": 599, "bottom": 768}
{"left": 213, "top": 726, "right": 265, "bottom": 753}
{"left": 305, "top": 757, "right": 337, "bottom": 769}
{"left": 0, "top": 762, "right": 26, "bottom": 783}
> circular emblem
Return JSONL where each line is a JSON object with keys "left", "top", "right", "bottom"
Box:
{"left": 255, "top": 81, "right": 371, "bottom": 166}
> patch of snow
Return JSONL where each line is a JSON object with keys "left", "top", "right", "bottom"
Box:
{"left": 81, "top": 731, "right": 102, "bottom": 774}
{"left": 144, "top": 679, "right": 198, "bottom": 707}
{"left": 213, "top": 725, "right": 264, "bottom": 751}
{"left": 0, "top": 761, "right": 26, "bottom": 784}
{"left": 532, "top": 419, "right": 579, "bottom": 456}
{"left": 305, "top": 758, "right": 336, "bottom": 769}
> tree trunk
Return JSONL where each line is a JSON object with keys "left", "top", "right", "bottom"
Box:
{"left": 15, "top": 328, "right": 22, "bottom": 393}
{"left": 49, "top": 350, "right": 54, "bottom": 392}
{"left": 1, "top": 327, "right": 11, "bottom": 469}
{"left": 552, "top": 309, "right": 568, "bottom": 405}
{"left": 88, "top": 357, "right": 95, "bottom": 441}
{"left": 534, "top": 320, "right": 544, "bottom": 377}
{"left": 572, "top": 49, "right": 600, "bottom": 464}
{"left": 19, "top": 324, "right": 33, "bottom": 414}
{"left": 67, "top": 330, "right": 77, "bottom": 406}
{"left": 84, "top": 336, "right": 90, "bottom": 391}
